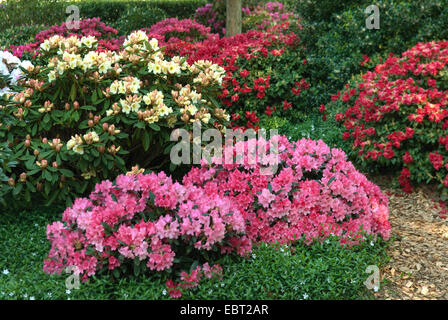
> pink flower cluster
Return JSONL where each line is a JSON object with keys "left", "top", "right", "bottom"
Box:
{"left": 243, "top": 1, "right": 296, "bottom": 31}
{"left": 44, "top": 137, "right": 391, "bottom": 291}
{"left": 142, "top": 18, "right": 213, "bottom": 46}
{"left": 9, "top": 18, "right": 118, "bottom": 58}
{"left": 166, "top": 262, "right": 223, "bottom": 298}
{"left": 183, "top": 135, "right": 391, "bottom": 244}
{"left": 43, "top": 171, "right": 247, "bottom": 282}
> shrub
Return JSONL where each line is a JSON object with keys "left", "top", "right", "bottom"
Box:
{"left": 165, "top": 22, "right": 309, "bottom": 129}
{"left": 183, "top": 135, "right": 391, "bottom": 244}
{"left": 242, "top": 1, "right": 297, "bottom": 32}
{"left": 0, "top": 141, "right": 15, "bottom": 202}
{"left": 0, "top": 31, "right": 229, "bottom": 207}
{"left": 0, "top": 24, "right": 47, "bottom": 50}
{"left": 143, "top": 18, "right": 214, "bottom": 46}
{"left": 9, "top": 18, "right": 119, "bottom": 59}
{"left": 194, "top": 1, "right": 226, "bottom": 34}
{"left": 331, "top": 41, "right": 448, "bottom": 199}
{"left": 0, "top": 50, "right": 32, "bottom": 95}
{"left": 195, "top": 0, "right": 297, "bottom": 34}
{"left": 109, "top": 6, "right": 168, "bottom": 36}
{"left": 0, "top": 0, "right": 65, "bottom": 31}
{"left": 1, "top": 206, "right": 388, "bottom": 300}
{"left": 74, "top": 0, "right": 206, "bottom": 25}
{"left": 43, "top": 171, "right": 248, "bottom": 289}
{"left": 297, "top": 0, "right": 448, "bottom": 109}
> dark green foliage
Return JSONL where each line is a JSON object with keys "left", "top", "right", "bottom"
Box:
{"left": 108, "top": 6, "right": 168, "bottom": 35}
{"left": 294, "top": 0, "right": 448, "bottom": 108}
{"left": 75, "top": 0, "right": 206, "bottom": 25}
{"left": 183, "top": 238, "right": 390, "bottom": 300}
{"left": 0, "top": 207, "right": 389, "bottom": 300}
{"left": 0, "top": 0, "right": 65, "bottom": 30}
{"left": 0, "top": 24, "right": 47, "bottom": 50}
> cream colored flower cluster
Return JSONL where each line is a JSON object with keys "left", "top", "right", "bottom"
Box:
{"left": 35, "top": 31, "right": 229, "bottom": 153}
{"left": 191, "top": 60, "right": 226, "bottom": 86}
{"left": 109, "top": 77, "right": 141, "bottom": 95}
{"left": 45, "top": 35, "right": 120, "bottom": 82}
{"left": 67, "top": 131, "right": 100, "bottom": 155}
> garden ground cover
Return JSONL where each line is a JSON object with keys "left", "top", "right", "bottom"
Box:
{"left": 369, "top": 176, "right": 448, "bottom": 300}
{"left": 0, "top": 206, "right": 389, "bottom": 300}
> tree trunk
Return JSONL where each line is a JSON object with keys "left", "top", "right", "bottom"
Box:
{"left": 226, "top": 0, "right": 242, "bottom": 37}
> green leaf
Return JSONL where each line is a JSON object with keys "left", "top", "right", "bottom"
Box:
{"left": 59, "top": 169, "right": 74, "bottom": 178}
{"left": 70, "top": 84, "right": 77, "bottom": 102}
{"left": 142, "top": 131, "right": 150, "bottom": 151}
{"left": 148, "top": 123, "right": 160, "bottom": 131}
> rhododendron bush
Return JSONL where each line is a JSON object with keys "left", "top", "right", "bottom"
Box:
{"left": 195, "top": 1, "right": 297, "bottom": 34}
{"left": 44, "top": 136, "right": 391, "bottom": 298}
{"left": 183, "top": 135, "right": 391, "bottom": 243}
{"left": 0, "top": 30, "right": 229, "bottom": 206}
{"left": 8, "top": 18, "right": 120, "bottom": 59}
{"left": 165, "top": 22, "right": 310, "bottom": 130}
{"left": 143, "top": 18, "right": 214, "bottom": 46}
{"left": 0, "top": 50, "right": 32, "bottom": 95}
{"left": 44, "top": 171, "right": 246, "bottom": 295}
{"left": 331, "top": 41, "right": 448, "bottom": 200}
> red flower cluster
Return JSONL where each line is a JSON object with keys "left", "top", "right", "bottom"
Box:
{"left": 141, "top": 18, "right": 213, "bottom": 46}
{"left": 164, "top": 22, "right": 308, "bottom": 128}
{"left": 333, "top": 41, "right": 448, "bottom": 198}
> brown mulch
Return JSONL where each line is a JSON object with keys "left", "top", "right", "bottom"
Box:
{"left": 369, "top": 176, "right": 448, "bottom": 300}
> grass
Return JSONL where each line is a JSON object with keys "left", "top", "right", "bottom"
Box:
{"left": 0, "top": 206, "right": 390, "bottom": 300}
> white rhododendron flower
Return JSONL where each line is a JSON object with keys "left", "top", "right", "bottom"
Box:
{"left": 0, "top": 51, "right": 33, "bottom": 94}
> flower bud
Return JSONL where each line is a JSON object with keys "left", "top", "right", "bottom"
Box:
{"left": 181, "top": 113, "right": 190, "bottom": 123}
{"left": 108, "top": 124, "right": 116, "bottom": 135}
{"left": 40, "top": 159, "right": 48, "bottom": 169}
{"left": 24, "top": 140, "right": 31, "bottom": 148}
{"left": 65, "top": 103, "right": 70, "bottom": 111}
{"left": 42, "top": 137, "right": 48, "bottom": 144}
{"left": 52, "top": 161, "right": 58, "bottom": 169}
{"left": 73, "top": 101, "right": 79, "bottom": 110}
{"left": 33, "top": 149, "right": 39, "bottom": 157}
{"left": 102, "top": 123, "right": 109, "bottom": 131}
{"left": 88, "top": 120, "right": 94, "bottom": 128}
{"left": 8, "top": 178, "right": 15, "bottom": 187}
{"left": 19, "top": 172, "right": 27, "bottom": 183}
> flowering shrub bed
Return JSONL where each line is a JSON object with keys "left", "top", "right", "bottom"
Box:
{"left": 195, "top": 1, "right": 296, "bottom": 34}
{"left": 331, "top": 41, "right": 448, "bottom": 199}
{"left": 165, "top": 22, "right": 309, "bottom": 129}
{"left": 143, "top": 18, "right": 214, "bottom": 46}
{"left": 183, "top": 135, "right": 391, "bottom": 243}
{"left": 8, "top": 18, "right": 120, "bottom": 59}
{"left": 43, "top": 135, "right": 391, "bottom": 298}
{"left": 0, "top": 50, "right": 32, "bottom": 95}
{"left": 0, "top": 31, "right": 229, "bottom": 206}
{"left": 242, "top": 1, "right": 297, "bottom": 32}
{"left": 43, "top": 171, "right": 244, "bottom": 298}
